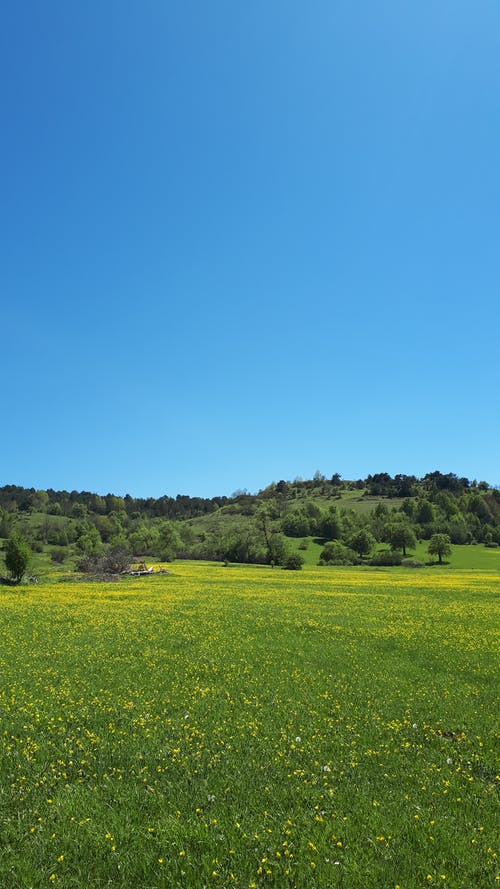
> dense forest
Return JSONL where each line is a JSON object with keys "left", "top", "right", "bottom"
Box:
{"left": 1, "top": 471, "right": 499, "bottom": 575}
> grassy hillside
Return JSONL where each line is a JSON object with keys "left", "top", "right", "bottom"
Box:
{"left": 285, "top": 538, "right": 500, "bottom": 571}
{"left": 1, "top": 473, "right": 499, "bottom": 576}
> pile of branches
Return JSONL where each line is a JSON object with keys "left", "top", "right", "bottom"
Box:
{"left": 77, "top": 545, "right": 132, "bottom": 579}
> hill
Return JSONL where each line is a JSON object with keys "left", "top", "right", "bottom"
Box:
{"left": 1, "top": 471, "right": 499, "bottom": 577}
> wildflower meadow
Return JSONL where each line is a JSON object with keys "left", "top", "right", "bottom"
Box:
{"left": 0, "top": 564, "right": 498, "bottom": 888}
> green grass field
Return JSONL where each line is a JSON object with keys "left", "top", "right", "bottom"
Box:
{"left": 287, "top": 537, "right": 500, "bottom": 570}
{"left": 1, "top": 563, "right": 498, "bottom": 888}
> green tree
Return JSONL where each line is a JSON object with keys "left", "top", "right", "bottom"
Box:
{"left": 267, "top": 533, "right": 289, "bottom": 567}
{"left": 223, "top": 528, "right": 264, "bottom": 565}
{"left": 274, "top": 482, "right": 290, "bottom": 517}
{"left": 374, "top": 502, "right": 390, "bottom": 520}
{"left": 428, "top": 533, "right": 452, "bottom": 564}
{"left": 416, "top": 500, "right": 434, "bottom": 524}
{"left": 347, "top": 529, "right": 375, "bottom": 558}
{"left": 0, "top": 508, "right": 13, "bottom": 538}
{"left": 76, "top": 524, "right": 103, "bottom": 556}
{"left": 32, "top": 490, "right": 49, "bottom": 512}
{"left": 257, "top": 505, "right": 285, "bottom": 565}
{"left": 448, "top": 519, "right": 469, "bottom": 545}
{"left": 129, "top": 523, "right": 160, "bottom": 555}
{"left": 93, "top": 514, "right": 116, "bottom": 543}
{"left": 319, "top": 541, "right": 357, "bottom": 565}
{"left": 281, "top": 511, "right": 311, "bottom": 537}
{"left": 386, "top": 522, "right": 417, "bottom": 556}
{"left": 72, "top": 503, "right": 87, "bottom": 519}
{"left": 200, "top": 518, "right": 227, "bottom": 561}
{"left": 158, "top": 521, "right": 181, "bottom": 562}
{"left": 178, "top": 524, "right": 197, "bottom": 548}
{"left": 5, "top": 533, "right": 32, "bottom": 583}
{"left": 400, "top": 498, "right": 416, "bottom": 519}
{"left": 319, "top": 506, "right": 341, "bottom": 541}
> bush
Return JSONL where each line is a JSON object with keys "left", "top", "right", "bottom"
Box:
{"left": 281, "top": 512, "right": 312, "bottom": 537}
{"left": 283, "top": 553, "right": 304, "bottom": 570}
{"left": 50, "top": 548, "right": 66, "bottom": 564}
{"left": 369, "top": 550, "right": 403, "bottom": 566}
{"left": 319, "top": 541, "right": 358, "bottom": 566}
{"left": 401, "top": 558, "right": 425, "bottom": 568}
{"left": 76, "top": 526, "right": 103, "bottom": 556}
{"left": 47, "top": 528, "right": 69, "bottom": 547}
{"left": 449, "top": 521, "right": 470, "bottom": 545}
{"left": 347, "top": 529, "right": 375, "bottom": 558}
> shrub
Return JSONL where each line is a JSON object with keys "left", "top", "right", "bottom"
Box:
{"left": 401, "top": 558, "right": 425, "bottom": 568}
{"left": 50, "top": 548, "right": 66, "bottom": 564}
{"left": 47, "top": 528, "right": 69, "bottom": 547}
{"left": 369, "top": 550, "right": 403, "bottom": 566}
{"left": 283, "top": 553, "right": 304, "bottom": 570}
{"left": 347, "top": 529, "right": 375, "bottom": 558}
{"left": 76, "top": 526, "right": 103, "bottom": 556}
{"left": 319, "top": 541, "right": 358, "bottom": 565}
{"left": 281, "top": 512, "right": 312, "bottom": 537}
{"left": 449, "top": 521, "right": 470, "bottom": 545}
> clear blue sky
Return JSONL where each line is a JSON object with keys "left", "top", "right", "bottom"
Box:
{"left": 2, "top": 1, "right": 499, "bottom": 497}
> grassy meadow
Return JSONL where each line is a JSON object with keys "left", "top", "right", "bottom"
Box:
{"left": 287, "top": 538, "right": 500, "bottom": 570}
{"left": 0, "top": 563, "right": 498, "bottom": 888}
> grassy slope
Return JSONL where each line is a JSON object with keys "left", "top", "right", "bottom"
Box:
{"left": 409, "top": 541, "right": 500, "bottom": 570}
{"left": 285, "top": 537, "right": 500, "bottom": 571}
{"left": 185, "top": 491, "right": 405, "bottom": 559}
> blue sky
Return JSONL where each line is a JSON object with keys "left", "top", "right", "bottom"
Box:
{"left": 2, "top": 1, "right": 499, "bottom": 497}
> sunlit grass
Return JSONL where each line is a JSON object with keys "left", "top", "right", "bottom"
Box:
{"left": 0, "top": 564, "right": 498, "bottom": 887}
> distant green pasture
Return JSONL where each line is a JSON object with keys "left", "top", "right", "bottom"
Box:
{"left": 287, "top": 536, "right": 500, "bottom": 571}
